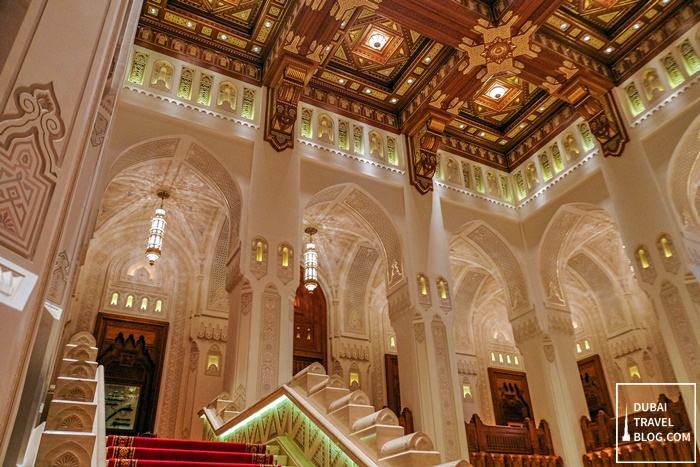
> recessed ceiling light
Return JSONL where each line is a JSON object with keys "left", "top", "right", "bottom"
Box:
{"left": 633, "top": 23, "right": 641, "bottom": 30}
{"left": 264, "top": 21, "right": 272, "bottom": 27}
{"left": 539, "top": 106, "right": 545, "bottom": 111}
{"left": 186, "top": 21, "right": 193, "bottom": 28}
{"left": 326, "top": 45, "right": 331, "bottom": 51}
{"left": 341, "top": 21, "right": 346, "bottom": 27}
{"left": 487, "top": 85, "right": 507, "bottom": 100}
{"left": 149, "top": 7, "right": 157, "bottom": 14}
{"left": 661, "top": 0, "right": 669, "bottom": 3}
{"left": 459, "top": 124, "right": 466, "bottom": 129}
{"left": 424, "top": 57, "right": 431, "bottom": 63}
{"left": 479, "top": 131, "right": 486, "bottom": 137}
{"left": 368, "top": 32, "right": 388, "bottom": 50}
{"left": 391, "top": 98, "right": 398, "bottom": 103}
{"left": 407, "top": 78, "right": 414, "bottom": 84}
{"left": 220, "top": 34, "right": 228, "bottom": 40}
{"left": 253, "top": 46, "right": 260, "bottom": 52}
{"left": 519, "top": 123, "right": 526, "bottom": 129}
{"left": 583, "top": 35, "right": 590, "bottom": 42}
{"left": 605, "top": 47, "right": 613, "bottom": 53}
{"left": 560, "top": 23, "right": 568, "bottom": 29}
{"left": 338, "top": 78, "right": 345, "bottom": 84}
{"left": 365, "top": 88, "right": 372, "bottom": 94}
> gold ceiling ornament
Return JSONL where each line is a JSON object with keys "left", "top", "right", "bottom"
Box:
{"left": 458, "top": 15, "right": 538, "bottom": 80}
{"left": 330, "top": 0, "right": 380, "bottom": 20}
{"left": 145, "top": 190, "right": 170, "bottom": 266}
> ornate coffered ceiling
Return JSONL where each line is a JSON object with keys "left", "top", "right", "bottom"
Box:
{"left": 137, "top": 0, "right": 699, "bottom": 191}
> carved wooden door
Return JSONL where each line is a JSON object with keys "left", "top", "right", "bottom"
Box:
{"left": 487, "top": 368, "right": 533, "bottom": 426}
{"left": 95, "top": 313, "right": 168, "bottom": 436}
{"left": 578, "top": 354, "right": 614, "bottom": 418}
{"left": 385, "top": 354, "right": 401, "bottom": 416}
{"left": 292, "top": 267, "right": 327, "bottom": 375}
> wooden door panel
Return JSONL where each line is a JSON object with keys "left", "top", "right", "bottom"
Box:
{"left": 95, "top": 313, "right": 168, "bottom": 436}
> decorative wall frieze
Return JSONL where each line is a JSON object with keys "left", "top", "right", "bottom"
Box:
{"left": 135, "top": 26, "right": 261, "bottom": 83}
{"left": 610, "top": 333, "right": 645, "bottom": 359}
{"left": 302, "top": 86, "right": 398, "bottom": 131}
{"left": 197, "top": 321, "right": 228, "bottom": 342}
{"left": 338, "top": 341, "right": 371, "bottom": 361}
{"left": 511, "top": 315, "right": 543, "bottom": 343}
{"left": 457, "top": 357, "right": 478, "bottom": 375}
{"left": 610, "top": 1, "right": 700, "bottom": 81}
{"left": 505, "top": 104, "right": 578, "bottom": 168}
{"left": 547, "top": 313, "right": 574, "bottom": 337}
{"left": 387, "top": 282, "right": 411, "bottom": 322}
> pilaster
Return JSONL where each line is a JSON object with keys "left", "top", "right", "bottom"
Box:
{"left": 223, "top": 94, "right": 301, "bottom": 408}
{"left": 511, "top": 308, "right": 588, "bottom": 467}
{"left": 386, "top": 185, "right": 469, "bottom": 462}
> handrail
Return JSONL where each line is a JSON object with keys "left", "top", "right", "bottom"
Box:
{"left": 93, "top": 365, "right": 106, "bottom": 467}
{"left": 200, "top": 384, "right": 376, "bottom": 467}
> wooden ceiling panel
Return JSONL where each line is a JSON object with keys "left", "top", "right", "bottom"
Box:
{"left": 138, "top": 0, "right": 700, "bottom": 174}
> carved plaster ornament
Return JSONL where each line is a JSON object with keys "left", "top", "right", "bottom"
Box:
{"left": 458, "top": 15, "right": 538, "bottom": 80}
{"left": 264, "top": 55, "right": 314, "bottom": 152}
{"left": 407, "top": 112, "right": 450, "bottom": 193}
{"left": 576, "top": 92, "right": 628, "bottom": 157}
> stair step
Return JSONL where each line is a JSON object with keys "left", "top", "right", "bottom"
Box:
{"left": 107, "top": 461, "right": 278, "bottom": 466}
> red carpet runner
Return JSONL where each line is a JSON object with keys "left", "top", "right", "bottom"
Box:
{"left": 106, "top": 435, "right": 277, "bottom": 466}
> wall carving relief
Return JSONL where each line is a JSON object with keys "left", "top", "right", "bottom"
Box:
{"left": 208, "top": 219, "right": 229, "bottom": 311}
{"left": 344, "top": 246, "right": 378, "bottom": 335}
{"left": 343, "top": 188, "right": 403, "bottom": 289}
{"left": 432, "top": 316, "right": 460, "bottom": 461}
{"left": 197, "top": 321, "right": 227, "bottom": 341}
{"left": 47, "top": 251, "right": 70, "bottom": 304}
{"left": 0, "top": 83, "right": 66, "bottom": 259}
{"left": 259, "top": 283, "right": 281, "bottom": 397}
{"left": 454, "top": 270, "right": 486, "bottom": 352}
{"left": 467, "top": 225, "right": 529, "bottom": 317}
{"left": 660, "top": 280, "right": 700, "bottom": 380}
{"left": 568, "top": 252, "right": 627, "bottom": 335}
{"left": 540, "top": 210, "right": 580, "bottom": 307}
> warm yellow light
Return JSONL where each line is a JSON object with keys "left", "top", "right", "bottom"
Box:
{"left": 145, "top": 191, "right": 170, "bottom": 266}
{"left": 282, "top": 246, "right": 289, "bottom": 267}
{"left": 487, "top": 85, "right": 507, "bottom": 100}
{"left": 304, "top": 227, "right": 318, "bottom": 293}
{"left": 368, "top": 32, "right": 387, "bottom": 50}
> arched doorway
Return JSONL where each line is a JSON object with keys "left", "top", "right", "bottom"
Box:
{"left": 292, "top": 267, "right": 327, "bottom": 374}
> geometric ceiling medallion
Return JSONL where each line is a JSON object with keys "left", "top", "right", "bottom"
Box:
{"left": 458, "top": 15, "right": 538, "bottom": 79}
{"left": 352, "top": 25, "right": 402, "bottom": 65}
{"left": 474, "top": 77, "right": 522, "bottom": 112}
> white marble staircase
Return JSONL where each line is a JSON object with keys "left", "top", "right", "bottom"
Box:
{"left": 200, "top": 362, "right": 470, "bottom": 467}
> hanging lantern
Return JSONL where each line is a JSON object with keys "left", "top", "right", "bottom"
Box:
{"left": 303, "top": 227, "right": 318, "bottom": 293}
{"left": 145, "top": 190, "right": 170, "bottom": 266}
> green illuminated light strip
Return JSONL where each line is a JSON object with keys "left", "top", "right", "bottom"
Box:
{"left": 210, "top": 394, "right": 358, "bottom": 467}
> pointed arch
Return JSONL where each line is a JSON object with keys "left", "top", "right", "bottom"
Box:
{"left": 450, "top": 220, "right": 530, "bottom": 320}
